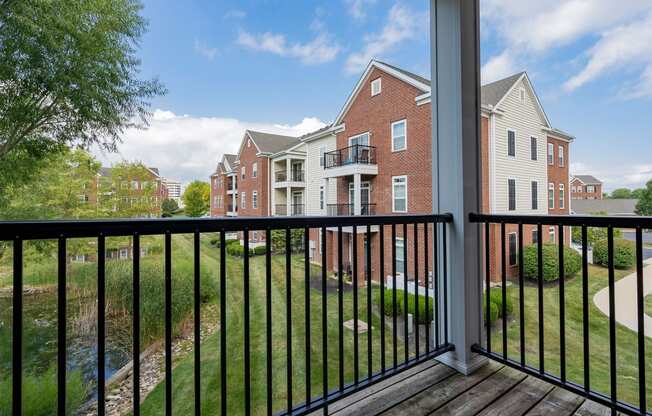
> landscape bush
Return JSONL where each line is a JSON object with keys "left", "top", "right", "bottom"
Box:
{"left": 522, "top": 243, "right": 581, "bottom": 282}
{"left": 375, "top": 288, "right": 433, "bottom": 324}
{"left": 226, "top": 242, "right": 244, "bottom": 257}
{"left": 484, "top": 289, "right": 514, "bottom": 326}
{"left": 571, "top": 226, "right": 621, "bottom": 246}
{"left": 592, "top": 238, "right": 635, "bottom": 269}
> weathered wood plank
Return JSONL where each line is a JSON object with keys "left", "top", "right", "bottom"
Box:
{"left": 476, "top": 376, "right": 554, "bottom": 416}
{"left": 333, "top": 362, "right": 456, "bottom": 415}
{"left": 429, "top": 366, "right": 528, "bottom": 416}
{"left": 381, "top": 362, "right": 502, "bottom": 415}
{"left": 526, "top": 387, "right": 584, "bottom": 416}
{"left": 573, "top": 400, "right": 612, "bottom": 416}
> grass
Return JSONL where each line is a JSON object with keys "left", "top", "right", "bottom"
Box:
{"left": 646, "top": 294, "right": 652, "bottom": 317}
{"left": 140, "top": 235, "right": 407, "bottom": 415}
{"left": 490, "top": 264, "right": 652, "bottom": 409}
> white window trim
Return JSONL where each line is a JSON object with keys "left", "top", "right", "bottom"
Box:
{"left": 548, "top": 183, "right": 555, "bottom": 209}
{"left": 507, "top": 129, "right": 516, "bottom": 158}
{"left": 391, "top": 119, "right": 407, "bottom": 152}
{"left": 252, "top": 162, "right": 258, "bottom": 178}
{"left": 392, "top": 175, "right": 408, "bottom": 213}
{"left": 558, "top": 145, "right": 564, "bottom": 167}
{"left": 531, "top": 180, "right": 538, "bottom": 210}
{"left": 371, "top": 78, "right": 382, "bottom": 96}
{"left": 559, "top": 183, "right": 565, "bottom": 209}
{"left": 549, "top": 226, "right": 556, "bottom": 243}
{"left": 532, "top": 229, "right": 539, "bottom": 245}
{"left": 252, "top": 191, "right": 258, "bottom": 209}
{"left": 508, "top": 232, "right": 518, "bottom": 266}
{"left": 395, "top": 237, "right": 405, "bottom": 274}
{"left": 547, "top": 143, "right": 554, "bottom": 165}
{"left": 241, "top": 191, "right": 246, "bottom": 209}
{"left": 507, "top": 178, "right": 517, "bottom": 211}
{"left": 348, "top": 132, "right": 370, "bottom": 146}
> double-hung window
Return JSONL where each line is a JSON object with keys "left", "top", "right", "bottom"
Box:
{"left": 548, "top": 183, "right": 555, "bottom": 209}
{"left": 530, "top": 137, "right": 537, "bottom": 160}
{"left": 319, "top": 185, "right": 324, "bottom": 210}
{"left": 252, "top": 191, "right": 258, "bottom": 209}
{"left": 508, "top": 233, "right": 517, "bottom": 266}
{"left": 559, "top": 184, "right": 565, "bottom": 209}
{"left": 241, "top": 166, "right": 246, "bottom": 180}
{"left": 531, "top": 181, "right": 538, "bottom": 210}
{"left": 241, "top": 192, "right": 246, "bottom": 209}
{"left": 371, "top": 78, "right": 381, "bottom": 96}
{"left": 549, "top": 226, "right": 556, "bottom": 243}
{"left": 507, "top": 130, "right": 516, "bottom": 157}
{"left": 532, "top": 229, "right": 539, "bottom": 244}
{"left": 508, "top": 179, "right": 516, "bottom": 211}
{"left": 547, "top": 143, "right": 554, "bottom": 165}
{"left": 252, "top": 162, "right": 257, "bottom": 178}
{"left": 558, "top": 146, "right": 564, "bottom": 167}
{"left": 392, "top": 176, "right": 407, "bottom": 212}
{"left": 391, "top": 120, "right": 407, "bottom": 152}
{"left": 395, "top": 238, "right": 405, "bottom": 274}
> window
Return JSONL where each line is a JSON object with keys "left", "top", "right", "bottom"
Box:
{"left": 319, "top": 145, "right": 326, "bottom": 167}
{"left": 252, "top": 162, "right": 257, "bottom": 178}
{"left": 252, "top": 231, "right": 258, "bottom": 242}
{"left": 241, "top": 166, "right": 246, "bottom": 180}
{"left": 548, "top": 183, "right": 555, "bottom": 209}
{"left": 532, "top": 229, "right": 539, "bottom": 244}
{"left": 131, "top": 180, "right": 139, "bottom": 190}
{"left": 549, "top": 226, "right": 556, "bottom": 243}
{"left": 349, "top": 132, "right": 370, "bottom": 146}
{"left": 558, "top": 145, "right": 564, "bottom": 167}
{"left": 371, "top": 78, "right": 382, "bottom": 96}
{"left": 241, "top": 192, "right": 246, "bottom": 209}
{"left": 508, "top": 233, "right": 517, "bottom": 266}
{"left": 508, "top": 179, "right": 516, "bottom": 211}
{"left": 392, "top": 176, "right": 407, "bottom": 212}
{"left": 252, "top": 191, "right": 258, "bottom": 209}
{"left": 547, "top": 143, "right": 554, "bottom": 165}
{"left": 587, "top": 185, "right": 594, "bottom": 193}
{"left": 319, "top": 186, "right": 324, "bottom": 210}
{"left": 559, "top": 184, "right": 565, "bottom": 209}
{"left": 119, "top": 248, "right": 129, "bottom": 259}
{"left": 395, "top": 238, "right": 405, "bottom": 274}
{"left": 530, "top": 137, "right": 538, "bottom": 160}
{"left": 391, "top": 120, "right": 407, "bottom": 151}
{"left": 507, "top": 130, "right": 516, "bottom": 157}
{"left": 531, "top": 181, "right": 538, "bottom": 210}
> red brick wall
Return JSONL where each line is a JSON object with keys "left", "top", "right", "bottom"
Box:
{"left": 237, "top": 138, "right": 270, "bottom": 217}
{"left": 571, "top": 178, "right": 602, "bottom": 200}
{"left": 210, "top": 171, "right": 227, "bottom": 217}
{"left": 547, "top": 137, "right": 570, "bottom": 215}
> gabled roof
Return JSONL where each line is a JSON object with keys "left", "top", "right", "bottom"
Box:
{"left": 375, "top": 60, "right": 431, "bottom": 87}
{"left": 572, "top": 175, "right": 602, "bottom": 185}
{"left": 98, "top": 166, "right": 161, "bottom": 178}
{"left": 242, "top": 130, "right": 300, "bottom": 156}
{"left": 572, "top": 199, "right": 637, "bottom": 216}
{"left": 481, "top": 72, "right": 525, "bottom": 107}
{"left": 221, "top": 153, "right": 237, "bottom": 171}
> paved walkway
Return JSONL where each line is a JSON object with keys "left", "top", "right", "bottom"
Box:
{"left": 593, "top": 260, "right": 652, "bottom": 338}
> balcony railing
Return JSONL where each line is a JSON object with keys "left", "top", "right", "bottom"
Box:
{"left": 275, "top": 203, "right": 305, "bottom": 216}
{"left": 0, "top": 213, "right": 452, "bottom": 415}
{"left": 469, "top": 213, "right": 651, "bottom": 416}
{"left": 328, "top": 203, "right": 376, "bottom": 216}
{"left": 275, "top": 170, "right": 305, "bottom": 183}
{"left": 324, "top": 144, "right": 377, "bottom": 169}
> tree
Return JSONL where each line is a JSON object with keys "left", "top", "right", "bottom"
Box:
{"left": 98, "top": 162, "right": 161, "bottom": 218}
{"left": 610, "top": 188, "right": 632, "bottom": 199}
{"left": 0, "top": 0, "right": 165, "bottom": 159}
{"left": 183, "top": 181, "right": 210, "bottom": 217}
{"left": 636, "top": 180, "right": 652, "bottom": 216}
{"left": 161, "top": 198, "right": 179, "bottom": 217}
{"left": 632, "top": 188, "right": 646, "bottom": 200}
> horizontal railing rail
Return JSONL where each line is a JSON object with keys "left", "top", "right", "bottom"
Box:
{"left": 324, "top": 144, "right": 377, "bottom": 169}
{"left": 470, "top": 212, "right": 649, "bottom": 416}
{"left": 1, "top": 213, "right": 453, "bottom": 415}
{"left": 275, "top": 170, "right": 305, "bottom": 183}
{"left": 327, "top": 203, "right": 376, "bottom": 216}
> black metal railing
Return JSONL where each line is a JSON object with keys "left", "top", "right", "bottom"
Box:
{"left": 328, "top": 203, "right": 376, "bottom": 216}
{"left": 324, "top": 145, "right": 376, "bottom": 169}
{"left": 470, "top": 213, "right": 650, "bottom": 416}
{"left": 275, "top": 170, "right": 305, "bottom": 183}
{"left": 0, "top": 213, "right": 452, "bottom": 415}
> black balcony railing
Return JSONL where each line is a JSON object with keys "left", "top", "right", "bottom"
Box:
{"left": 324, "top": 144, "right": 376, "bottom": 169}
{"left": 275, "top": 170, "right": 305, "bottom": 182}
{"left": 469, "top": 213, "right": 651, "bottom": 416}
{"left": 0, "top": 213, "right": 452, "bottom": 415}
{"left": 328, "top": 203, "right": 376, "bottom": 216}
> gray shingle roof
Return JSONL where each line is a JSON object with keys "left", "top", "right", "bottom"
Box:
{"left": 573, "top": 175, "right": 602, "bottom": 185}
{"left": 480, "top": 72, "right": 525, "bottom": 107}
{"left": 247, "top": 130, "right": 300, "bottom": 154}
{"left": 223, "top": 154, "right": 237, "bottom": 167}
{"left": 571, "top": 199, "right": 638, "bottom": 216}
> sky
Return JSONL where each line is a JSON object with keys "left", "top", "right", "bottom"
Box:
{"left": 94, "top": 0, "right": 652, "bottom": 192}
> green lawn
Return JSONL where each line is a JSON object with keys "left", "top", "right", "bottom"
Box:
{"left": 491, "top": 265, "right": 651, "bottom": 409}
{"left": 140, "top": 235, "right": 407, "bottom": 415}
{"left": 646, "top": 294, "right": 652, "bottom": 317}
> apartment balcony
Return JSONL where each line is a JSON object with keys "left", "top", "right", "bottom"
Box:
{"left": 323, "top": 144, "right": 378, "bottom": 178}
{"left": 226, "top": 203, "right": 237, "bottom": 216}
{"left": 274, "top": 203, "right": 305, "bottom": 216}
{"left": 274, "top": 169, "right": 306, "bottom": 188}
{"left": 327, "top": 202, "right": 376, "bottom": 216}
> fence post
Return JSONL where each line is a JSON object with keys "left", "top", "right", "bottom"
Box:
{"left": 430, "top": 0, "right": 485, "bottom": 374}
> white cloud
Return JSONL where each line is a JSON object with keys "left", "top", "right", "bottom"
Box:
{"left": 224, "top": 9, "right": 246, "bottom": 19}
{"left": 345, "top": 0, "right": 376, "bottom": 21}
{"left": 92, "top": 110, "right": 326, "bottom": 185}
{"left": 345, "top": 3, "right": 427, "bottom": 75}
{"left": 571, "top": 161, "right": 652, "bottom": 191}
{"left": 236, "top": 30, "right": 340, "bottom": 65}
{"left": 564, "top": 12, "right": 652, "bottom": 94}
{"left": 193, "top": 39, "right": 218, "bottom": 60}
{"left": 481, "top": 51, "right": 516, "bottom": 84}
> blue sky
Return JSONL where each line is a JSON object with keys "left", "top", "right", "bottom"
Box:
{"left": 100, "top": 0, "right": 652, "bottom": 191}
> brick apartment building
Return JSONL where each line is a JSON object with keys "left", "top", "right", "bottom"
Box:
{"left": 571, "top": 175, "right": 603, "bottom": 200}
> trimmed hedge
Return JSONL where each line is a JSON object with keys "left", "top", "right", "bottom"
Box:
{"left": 225, "top": 241, "right": 267, "bottom": 257}
{"left": 593, "top": 238, "right": 635, "bottom": 269}
{"left": 483, "top": 289, "right": 513, "bottom": 326}
{"left": 375, "top": 289, "right": 433, "bottom": 324}
{"left": 522, "top": 243, "right": 581, "bottom": 282}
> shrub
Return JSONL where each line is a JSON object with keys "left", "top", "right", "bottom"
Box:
{"left": 522, "top": 243, "right": 581, "bottom": 282}
{"left": 209, "top": 238, "right": 219, "bottom": 246}
{"left": 571, "top": 226, "right": 621, "bottom": 246}
{"left": 593, "top": 238, "right": 635, "bottom": 269}
{"left": 483, "top": 289, "right": 513, "bottom": 326}
{"left": 226, "top": 243, "right": 244, "bottom": 257}
{"left": 253, "top": 245, "right": 266, "bottom": 255}
{"left": 375, "top": 289, "right": 433, "bottom": 324}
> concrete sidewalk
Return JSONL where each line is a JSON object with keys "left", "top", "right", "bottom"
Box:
{"left": 593, "top": 260, "right": 652, "bottom": 338}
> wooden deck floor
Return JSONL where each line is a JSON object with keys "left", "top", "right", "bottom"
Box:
{"left": 316, "top": 360, "right": 612, "bottom": 416}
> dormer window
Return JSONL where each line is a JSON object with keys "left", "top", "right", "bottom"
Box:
{"left": 247, "top": 139, "right": 251, "bottom": 147}
{"left": 371, "top": 78, "right": 382, "bottom": 96}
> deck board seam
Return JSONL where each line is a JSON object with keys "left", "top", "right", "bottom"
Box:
{"left": 469, "top": 372, "right": 530, "bottom": 415}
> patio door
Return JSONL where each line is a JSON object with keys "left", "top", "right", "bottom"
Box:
{"left": 291, "top": 161, "right": 302, "bottom": 181}
{"left": 349, "top": 182, "right": 370, "bottom": 214}
{"left": 292, "top": 191, "right": 303, "bottom": 215}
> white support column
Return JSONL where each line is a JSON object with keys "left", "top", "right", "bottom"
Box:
{"left": 323, "top": 178, "right": 330, "bottom": 214}
{"left": 430, "top": 0, "right": 485, "bottom": 374}
{"left": 286, "top": 160, "right": 292, "bottom": 215}
{"left": 353, "top": 173, "right": 362, "bottom": 216}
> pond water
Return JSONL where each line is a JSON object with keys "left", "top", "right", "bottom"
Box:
{"left": 0, "top": 290, "right": 131, "bottom": 401}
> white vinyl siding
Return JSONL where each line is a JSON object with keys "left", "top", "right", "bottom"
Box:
{"left": 304, "top": 135, "right": 337, "bottom": 216}
{"left": 391, "top": 120, "right": 406, "bottom": 152}
{"left": 392, "top": 176, "right": 408, "bottom": 213}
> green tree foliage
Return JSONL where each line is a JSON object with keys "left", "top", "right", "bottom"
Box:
{"left": 635, "top": 180, "right": 652, "bottom": 215}
{"left": 161, "top": 198, "right": 179, "bottom": 217}
{"left": 571, "top": 225, "right": 621, "bottom": 246}
{"left": 98, "top": 162, "right": 161, "bottom": 219}
{"left": 182, "top": 181, "right": 210, "bottom": 217}
{"left": 522, "top": 243, "right": 582, "bottom": 282}
{"left": 592, "top": 238, "right": 635, "bottom": 269}
{"left": 631, "top": 188, "right": 646, "bottom": 200}
{"left": 609, "top": 188, "right": 632, "bottom": 199}
{"left": 0, "top": 0, "right": 165, "bottom": 159}
{"left": 270, "top": 229, "right": 305, "bottom": 253}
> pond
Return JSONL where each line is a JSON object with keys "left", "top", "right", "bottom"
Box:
{"left": 0, "top": 290, "right": 132, "bottom": 402}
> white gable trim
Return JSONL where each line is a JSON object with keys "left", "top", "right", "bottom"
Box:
{"left": 494, "top": 73, "right": 551, "bottom": 128}
{"left": 333, "top": 60, "right": 430, "bottom": 126}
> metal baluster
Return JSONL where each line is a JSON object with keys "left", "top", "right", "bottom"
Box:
{"left": 582, "top": 226, "right": 590, "bottom": 394}
{"left": 379, "top": 225, "right": 386, "bottom": 373}
{"left": 244, "top": 230, "right": 251, "bottom": 416}
{"left": 414, "top": 223, "right": 419, "bottom": 359}
{"left": 635, "top": 227, "right": 647, "bottom": 415}
{"left": 99, "top": 235, "right": 106, "bottom": 416}
{"left": 537, "top": 223, "right": 544, "bottom": 374}
{"left": 443, "top": 224, "right": 448, "bottom": 344}
{"left": 321, "top": 227, "right": 328, "bottom": 416}
{"left": 424, "top": 223, "right": 430, "bottom": 354}
{"left": 266, "top": 229, "right": 273, "bottom": 416}
{"left": 607, "top": 226, "right": 617, "bottom": 412}
{"left": 13, "top": 237, "right": 23, "bottom": 416}
{"left": 353, "top": 225, "right": 359, "bottom": 384}
{"left": 403, "top": 223, "right": 408, "bottom": 363}
{"left": 133, "top": 234, "right": 141, "bottom": 416}
{"left": 500, "top": 222, "right": 507, "bottom": 359}
{"left": 58, "top": 236, "right": 66, "bottom": 415}
{"left": 337, "top": 226, "right": 344, "bottom": 391}
{"left": 285, "top": 228, "right": 293, "bottom": 412}
{"left": 559, "top": 225, "right": 566, "bottom": 383}
{"left": 391, "top": 224, "right": 397, "bottom": 369}
{"left": 434, "top": 222, "right": 440, "bottom": 349}
{"left": 366, "top": 224, "right": 372, "bottom": 379}
{"left": 165, "top": 232, "right": 172, "bottom": 416}
{"left": 485, "top": 222, "right": 491, "bottom": 353}
{"left": 518, "top": 224, "right": 525, "bottom": 367}
{"left": 304, "top": 227, "right": 311, "bottom": 405}
{"left": 194, "top": 231, "right": 201, "bottom": 416}
{"left": 220, "top": 230, "right": 227, "bottom": 416}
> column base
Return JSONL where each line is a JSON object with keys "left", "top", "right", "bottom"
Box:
{"left": 436, "top": 350, "right": 488, "bottom": 376}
